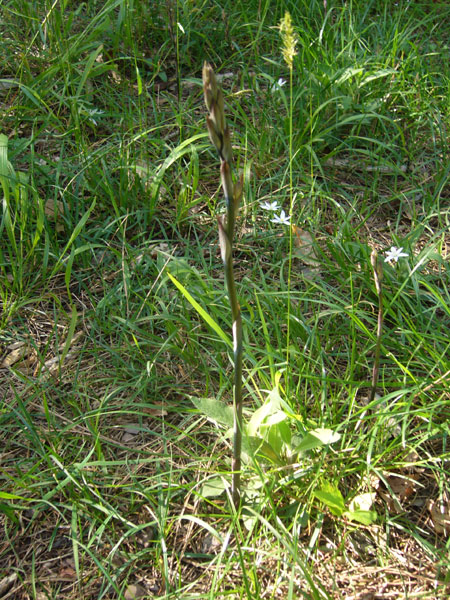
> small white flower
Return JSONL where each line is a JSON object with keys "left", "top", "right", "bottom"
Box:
{"left": 271, "top": 78, "right": 286, "bottom": 92}
{"left": 260, "top": 200, "right": 280, "bottom": 211}
{"left": 271, "top": 210, "right": 291, "bottom": 226}
{"left": 85, "top": 107, "right": 104, "bottom": 125}
{"left": 384, "top": 246, "right": 409, "bottom": 263}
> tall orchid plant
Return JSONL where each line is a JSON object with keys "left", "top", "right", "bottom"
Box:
{"left": 202, "top": 62, "right": 244, "bottom": 506}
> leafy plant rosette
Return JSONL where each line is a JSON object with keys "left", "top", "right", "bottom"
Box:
{"left": 192, "top": 372, "right": 375, "bottom": 523}
{"left": 193, "top": 381, "right": 377, "bottom": 526}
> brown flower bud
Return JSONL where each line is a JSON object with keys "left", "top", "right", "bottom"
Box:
{"left": 221, "top": 126, "right": 233, "bottom": 164}
{"left": 220, "top": 160, "right": 234, "bottom": 201}
{"left": 206, "top": 116, "right": 221, "bottom": 152}
{"left": 233, "top": 172, "right": 244, "bottom": 210}
{"left": 217, "top": 215, "right": 231, "bottom": 264}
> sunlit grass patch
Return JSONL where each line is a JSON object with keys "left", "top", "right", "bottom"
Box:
{"left": 1, "top": 0, "right": 450, "bottom": 598}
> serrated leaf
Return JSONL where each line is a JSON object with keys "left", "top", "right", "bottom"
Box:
{"left": 191, "top": 397, "right": 234, "bottom": 428}
{"left": 314, "top": 482, "right": 345, "bottom": 516}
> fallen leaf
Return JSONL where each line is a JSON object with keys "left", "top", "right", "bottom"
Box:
{"left": 122, "top": 423, "right": 142, "bottom": 444}
{"left": 1, "top": 342, "right": 28, "bottom": 367}
{"left": 124, "top": 583, "right": 147, "bottom": 599}
{"left": 59, "top": 565, "right": 77, "bottom": 580}
{"left": 292, "top": 226, "right": 319, "bottom": 266}
{"left": 348, "top": 492, "right": 377, "bottom": 513}
{"left": 427, "top": 498, "right": 450, "bottom": 535}
{"left": 0, "top": 572, "right": 18, "bottom": 596}
{"left": 378, "top": 473, "right": 419, "bottom": 514}
{"left": 44, "top": 198, "right": 64, "bottom": 219}
{"left": 142, "top": 405, "right": 168, "bottom": 417}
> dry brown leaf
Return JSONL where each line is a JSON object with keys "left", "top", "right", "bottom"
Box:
{"left": 427, "top": 498, "right": 450, "bottom": 535}
{"left": 378, "top": 473, "right": 419, "bottom": 514}
{"left": 122, "top": 423, "right": 142, "bottom": 444}
{"left": 124, "top": 583, "right": 147, "bottom": 599}
{"left": 0, "top": 572, "right": 18, "bottom": 596}
{"left": 291, "top": 226, "right": 321, "bottom": 280}
{"left": 44, "top": 198, "right": 64, "bottom": 219}
{"left": 44, "top": 198, "right": 65, "bottom": 232}
{"left": 58, "top": 565, "right": 77, "bottom": 580}
{"left": 1, "top": 342, "right": 28, "bottom": 367}
{"left": 143, "top": 405, "right": 168, "bottom": 417}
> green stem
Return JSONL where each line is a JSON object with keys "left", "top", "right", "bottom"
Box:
{"left": 224, "top": 178, "right": 243, "bottom": 508}
{"left": 286, "top": 65, "right": 294, "bottom": 394}
{"left": 370, "top": 252, "right": 383, "bottom": 404}
{"left": 369, "top": 292, "right": 383, "bottom": 404}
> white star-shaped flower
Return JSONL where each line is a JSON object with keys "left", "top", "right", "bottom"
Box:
{"left": 260, "top": 200, "right": 280, "bottom": 211}
{"left": 384, "top": 246, "right": 409, "bottom": 263}
{"left": 271, "top": 210, "right": 291, "bottom": 226}
{"left": 271, "top": 78, "right": 286, "bottom": 92}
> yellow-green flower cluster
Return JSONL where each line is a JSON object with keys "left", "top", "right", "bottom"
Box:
{"left": 279, "top": 11, "right": 298, "bottom": 70}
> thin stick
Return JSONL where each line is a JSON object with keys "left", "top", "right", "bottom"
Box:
{"left": 370, "top": 250, "right": 383, "bottom": 404}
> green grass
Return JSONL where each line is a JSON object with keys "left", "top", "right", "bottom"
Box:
{"left": 1, "top": 0, "right": 450, "bottom": 598}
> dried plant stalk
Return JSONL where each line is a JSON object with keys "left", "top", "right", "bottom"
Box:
{"left": 202, "top": 62, "right": 243, "bottom": 507}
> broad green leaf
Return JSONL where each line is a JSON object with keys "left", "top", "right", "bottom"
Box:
{"left": 191, "top": 397, "right": 234, "bottom": 428}
{"left": 247, "top": 384, "right": 284, "bottom": 436}
{"left": 265, "top": 419, "right": 291, "bottom": 457}
{"left": 242, "top": 435, "right": 282, "bottom": 465}
{"left": 344, "top": 509, "right": 377, "bottom": 525}
{"left": 314, "top": 482, "right": 345, "bottom": 516}
{"left": 201, "top": 476, "right": 230, "bottom": 498}
{"left": 293, "top": 428, "right": 340, "bottom": 454}
{"left": 263, "top": 410, "right": 288, "bottom": 427}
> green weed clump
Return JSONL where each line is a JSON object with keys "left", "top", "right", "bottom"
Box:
{"left": 0, "top": 134, "right": 44, "bottom": 316}
{"left": 1, "top": 1, "right": 449, "bottom": 599}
